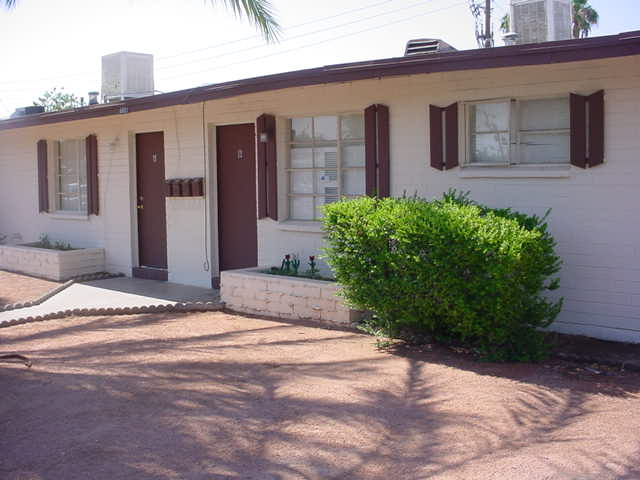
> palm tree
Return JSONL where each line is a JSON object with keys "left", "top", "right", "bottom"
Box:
{"left": 499, "top": 13, "right": 510, "bottom": 34}
{"left": 2, "top": 0, "right": 280, "bottom": 43}
{"left": 572, "top": 0, "right": 599, "bottom": 39}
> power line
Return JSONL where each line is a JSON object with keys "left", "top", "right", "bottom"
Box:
{"left": 0, "top": 0, "right": 396, "bottom": 88}
{"left": 154, "top": 0, "right": 440, "bottom": 72}
{"left": 159, "top": 1, "right": 467, "bottom": 83}
{"left": 156, "top": 0, "right": 394, "bottom": 62}
{"left": 0, "top": 0, "right": 467, "bottom": 97}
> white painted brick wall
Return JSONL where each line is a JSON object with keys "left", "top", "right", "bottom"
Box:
{"left": 1, "top": 55, "right": 639, "bottom": 342}
{"left": 220, "top": 269, "right": 361, "bottom": 326}
{"left": 0, "top": 245, "right": 105, "bottom": 281}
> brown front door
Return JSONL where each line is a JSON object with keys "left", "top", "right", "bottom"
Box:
{"left": 217, "top": 124, "right": 258, "bottom": 271}
{"left": 136, "top": 132, "right": 168, "bottom": 270}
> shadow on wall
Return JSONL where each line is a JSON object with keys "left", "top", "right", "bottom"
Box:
{"left": 1, "top": 312, "right": 639, "bottom": 479}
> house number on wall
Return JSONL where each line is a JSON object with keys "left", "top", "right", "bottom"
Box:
{"left": 237, "top": 149, "right": 244, "bottom": 161}
{"left": 152, "top": 153, "right": 158, "bottom": 163}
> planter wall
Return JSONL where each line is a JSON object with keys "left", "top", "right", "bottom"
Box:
{"left": 221, "top": 268, "right": 362, "bottom": 326}
{"left": 0, "top": 244, "right": 105, "bottom": 281}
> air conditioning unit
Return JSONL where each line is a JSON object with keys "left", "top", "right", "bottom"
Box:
{"left": 101, "top": 51, "right": 154, "bottom": 103}
{"left": 319, "top": 151, "right": 339, "bottom": 204}
{"left": 509, "top": 0, "right": 571, "bottom": 45}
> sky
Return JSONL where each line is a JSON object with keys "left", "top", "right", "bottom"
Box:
{"left": 0, "top": 0, "right": 638, "bottom": 117}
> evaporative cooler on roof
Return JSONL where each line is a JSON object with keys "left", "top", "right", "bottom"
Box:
{"left": 510, "top": 0, "right": 571, "bottom": 44}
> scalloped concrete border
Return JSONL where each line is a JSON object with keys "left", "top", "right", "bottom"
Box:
{"left": 0, "top": 300, "right": 224, "bottom": 329}
{"left": 0, "top": 272, "right": 122, "bottom": 313}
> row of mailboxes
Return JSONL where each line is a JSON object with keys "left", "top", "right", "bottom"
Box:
{"left": 165, "top": 178, "right": 204, "bottom": 197}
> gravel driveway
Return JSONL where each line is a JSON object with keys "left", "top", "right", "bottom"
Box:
{"left": 0, "top": 271, "right": 59, "bottom": 307}
{"left": 1, "top": 312, "right": 639, "bottom": 480}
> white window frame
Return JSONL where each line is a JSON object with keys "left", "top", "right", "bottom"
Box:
{"left": 463, "top": 96, "right": 571, "bottom": 168}
{"left": 286, "top": 113, "right": 365, "bottom": 221}
{"left": 50, "top": 138, "right": 88, "bottom": 214}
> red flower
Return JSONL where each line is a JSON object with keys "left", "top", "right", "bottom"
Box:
{"left": 309, "top": 256, "right": 315, "bottom": 261}
{"left": 285, "top": 254, "right": 291, "bottom": 260}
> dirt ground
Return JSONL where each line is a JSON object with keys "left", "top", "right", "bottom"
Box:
{"left": 0, "top": 271, "right": 59, "bottom": 306}
{"left": 1, "top": 312, "right": 639, "bottom": 480}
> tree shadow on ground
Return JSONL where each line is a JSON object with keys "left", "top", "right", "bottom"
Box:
{"left": 1, "top": 313, "right": 639, "bottom": 479}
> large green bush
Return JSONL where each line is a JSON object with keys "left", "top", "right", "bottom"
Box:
{"left": 322, "top": 192, "right": 562, "bottom": 362}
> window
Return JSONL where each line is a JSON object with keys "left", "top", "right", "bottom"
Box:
{"left": 465, "top": 97, "right": 570, "bottom": 166}
{"left": 52, "top": 139, "right": 87, "bottom": 213}
{"left": 287, "top": 114, "right": 365, "bottom": 220}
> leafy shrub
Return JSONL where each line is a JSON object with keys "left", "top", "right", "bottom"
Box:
{"left": 322, "top": 192, "right": 562, "bottom": 362}
{"left": 34, "top": 234, "right": 74, "bottom": 251}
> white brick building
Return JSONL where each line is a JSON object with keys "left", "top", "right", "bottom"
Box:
{"left": 1, "top": 31, "right": 639, "bottom": 342}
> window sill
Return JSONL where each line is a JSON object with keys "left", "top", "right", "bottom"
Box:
{"left": 278, "top": 221, "right": 324, "bottom": 233}
{"left": 44, "top": 212, "right": 89, "bottom": 221}
{"left": 458, "top": 165, "right": 571, "bottom": 179}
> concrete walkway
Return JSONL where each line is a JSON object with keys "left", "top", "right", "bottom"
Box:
{"left": 0, "top": 277, "right": 220, "bottom": 325}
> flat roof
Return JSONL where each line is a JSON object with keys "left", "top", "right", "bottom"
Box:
{"left": 1, "top": 30, "right": 639, "bottom": 132}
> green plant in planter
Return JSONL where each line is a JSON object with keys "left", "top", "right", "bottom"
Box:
{"left": 308, "top": 255, "right": 319, "bottom": 278}
{"left": 280, "top": 254, "right": 291, "bottom": 273}
{"left": 291, "top": 254, "right": 301, "bottom": 275}
{"left": 38, "top": 234, "right": 53, "bottom": 249}
{"left": 35, "top": 234, "right": 74, "bottom": 251}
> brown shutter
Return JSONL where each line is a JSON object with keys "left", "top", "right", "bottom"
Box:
{"left": 364, "top": 104, "right": 378, "bottom": 196}
{"left": 265, "top": 114, "right": 278, "bottom": 220}
{"left": 256, "top": 114, "right": 268, "bottom": 219}
{"left": 444, "top": 102, "right": 459, "bottom": 170}
{"left": 570, "top": 93, "right": 587, "bottom": 168}
{"left": 376, "top": 104, "right": 390, "bottom": 198}
{"left": 429, "top": 105, "right": 444, "bottom": 170}
{"left": 588, "top": 90, "right": 605, "bottom": 167}
{"left": 256, "top": 113, "right": 277, "bottom": 220}
{"left": 571, "top": 91, "right": 605, "bottom": 168}
{"left": 37, "top": 139, "right": 49, "bottom": 213}
{"left": 86, "top": 134, "right": 99, "bottom": 215}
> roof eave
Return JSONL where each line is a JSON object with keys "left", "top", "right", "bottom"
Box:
{"left": 1, "top": 30, "right": 639, "bottom": 132}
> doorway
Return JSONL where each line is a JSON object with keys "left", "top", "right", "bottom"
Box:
{"left": 134, "top": 131, "right": 168, "bottom": 280}
{"left": 216, "top": 124, "right": 258, "bottom": 273}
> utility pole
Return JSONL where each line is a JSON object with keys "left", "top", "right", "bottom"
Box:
{"left": 469, "top": 0, "right": 494, "bottom": 48}
{"left": 484, "top": 0, "right": 492, "bottom": 47}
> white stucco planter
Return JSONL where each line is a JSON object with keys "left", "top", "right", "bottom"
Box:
{"left": 0, "top": 244, "right": 105, "bottom": 281}
{"left": 220, "top": 268, "right": 362, "bottom": 326}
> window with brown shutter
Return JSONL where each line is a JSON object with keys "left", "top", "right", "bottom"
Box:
{"left": 570, "top": 90, "right": 605, "bottom": 168}
{"left": 256, "top": 113, "right": 277, "bottom": 220}
{"left": 287, "top": 114, "right": 365, "bottom": 220}
{"left": 364, "top": 104, "right": 391, "bottom": 197}
{"left": 463, "top": 97, "right": 571, "bottom": 167}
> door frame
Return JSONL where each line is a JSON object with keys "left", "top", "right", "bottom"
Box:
{"left": 128, "top": 129, "right": 168, "bottom": 280}
{"left": 209, "top": 120, "right": 261, "bottom": 286}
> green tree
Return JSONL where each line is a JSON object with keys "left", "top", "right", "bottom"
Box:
{"left": 572, "top": 0, "right": 599, "bottom": 39}
{"left": 2, "top": 0, "right": 280, "bottom": 43}
{"left": 33, "top": 87, "right": 82, "bottom": 112}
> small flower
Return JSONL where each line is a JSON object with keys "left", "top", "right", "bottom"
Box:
{"left": 285, "top": 254, "right": 291, "bottom": 260}
{"left": 309, "top": 256, "right": 315, "bottom": 261}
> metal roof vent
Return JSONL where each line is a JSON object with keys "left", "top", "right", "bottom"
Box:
{"left": 10, "top": 105, "right": 45, "bottom": 118}
{"left": 404, "top": 38, "right": 457, "bottom": 56}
